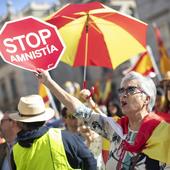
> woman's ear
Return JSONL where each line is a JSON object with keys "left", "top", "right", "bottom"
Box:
{"left": 141, "top": 93, "right": 150, "bottom": 104}
{"left": 145, "top": 96, "right": 150, "bottom": 104}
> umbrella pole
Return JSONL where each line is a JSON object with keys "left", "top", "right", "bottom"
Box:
{"left": 83, "top": 14, "right": 89, "bottom": 89}
{"left": 83, "top": 67, "right": 87, "bottom": 89}
{"left": 83, "top": 32, "right": 89, "bottom": 89}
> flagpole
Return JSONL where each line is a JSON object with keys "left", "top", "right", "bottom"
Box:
{"left": 147, "top": 45, "right": 162, "bottom": 81}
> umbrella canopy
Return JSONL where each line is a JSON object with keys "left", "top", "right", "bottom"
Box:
{"left": 46, "top": 2, "right": 147, "bottom": 80}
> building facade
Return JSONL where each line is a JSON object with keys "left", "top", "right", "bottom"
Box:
{"left": 135, "top": 0, "right": 170, "bottom": 57}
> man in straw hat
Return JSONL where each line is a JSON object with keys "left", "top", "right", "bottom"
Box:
{"left": 9, "top": 94, "right": 97, "bottom": 170}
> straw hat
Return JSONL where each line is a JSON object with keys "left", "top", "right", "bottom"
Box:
{"left": 9, "top": 95, "right": 54, "bottom": 122}
{"left": 161, "top": 71, "right": 170, "bottom": 83}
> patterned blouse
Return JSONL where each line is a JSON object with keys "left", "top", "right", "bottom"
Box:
{"left": 74, "top": 104, "right": 168, "bottom": 170}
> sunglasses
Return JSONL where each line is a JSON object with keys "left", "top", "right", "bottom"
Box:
{"left": 118, "top": 86, "right": 145, "bottom": 96}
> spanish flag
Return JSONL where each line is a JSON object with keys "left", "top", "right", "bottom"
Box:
{"left": 154, "top": 25, "right": 170, "bottom": 74}
{"left": 39, "top": 83, "right": 58, "bottom": 113}
{"left": 38, "top": 83, "right": 50, "bottom": 107}
{"left": 117, "top": 113, "right": 170, "bottom": 164}
{"left": 130, "top": 51, "right": 154, "bottom": 76}
{"left": 102, "top": 137, "right": 110, "bottom": 165}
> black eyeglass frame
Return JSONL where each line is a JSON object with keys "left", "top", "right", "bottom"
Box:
{"left": 118, "top": 86, "right": 146, "bottom": 96}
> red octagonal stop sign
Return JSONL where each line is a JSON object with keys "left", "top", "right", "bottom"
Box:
{"left": 0, "top": 16, "right": 65, "bottom": 71}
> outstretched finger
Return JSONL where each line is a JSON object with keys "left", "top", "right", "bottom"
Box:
{"left": 33, "top": 70, "right": 42, "bottom": 79}
{"left": 36, "top": 68, "right": 44, "bottom": 73}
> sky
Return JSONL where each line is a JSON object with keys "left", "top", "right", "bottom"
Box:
{"left": 0, "top": 0, "right": 59, "bottom": 17}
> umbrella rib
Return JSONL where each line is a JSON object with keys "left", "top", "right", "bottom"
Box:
{"left": 61, "top": 16, "right": 77, "bottom": 21}
{"left": 89, "top": 23, "right": 102, "bottom": 34}
{"left": 99, "top": 13, "right": 114, "bottom": 19}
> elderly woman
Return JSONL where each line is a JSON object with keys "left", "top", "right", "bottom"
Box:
{"left": 37, "top": 70, "right": 170, "bottom": 170}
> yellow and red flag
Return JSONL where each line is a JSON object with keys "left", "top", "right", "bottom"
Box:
{"left": 130, "top": 51, "right": 154, "bottom": 76}
{"left": 102, "top": 137, "right": 110, "bottom": 165}
{"left": 118, "top": 113, "right": 170, "bottom": 164}
{"left": 38, "top": 83, "right": 50, "bottom": 107}
{"left": 154, "top": 25, "right": 170, "bottom": 74}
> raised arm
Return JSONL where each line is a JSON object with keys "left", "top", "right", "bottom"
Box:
{"left": 36, "top": 70, "right": 123, "bottom": 141}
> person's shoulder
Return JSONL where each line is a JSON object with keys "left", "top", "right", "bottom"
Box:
{"left": 0, "top": 142, "right": 7, "bottom": 155}
{"left": 62, "top": 130, "right": 86, "bottom": 147}
{"left": 61, "top": 130, "right": 83, "bottom": 141}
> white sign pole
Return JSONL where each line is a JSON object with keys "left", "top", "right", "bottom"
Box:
{"left": 147, "top": 45, "right": 162, "bottom": 81}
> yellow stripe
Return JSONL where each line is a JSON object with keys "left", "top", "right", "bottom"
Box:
{"left": 142, "top": 121, "right": 170, "bottom": 164}
{"left": 59, "top": 16, "right": 87, "bottom": 66}
{"left": 90, "top": 15, "right": 146, "bottom": 68}
{"left": 102, "top": 137, "right": 110, "bottom": 150}
{"left": 39, "top": 83, "right": 48, "bottom": 98}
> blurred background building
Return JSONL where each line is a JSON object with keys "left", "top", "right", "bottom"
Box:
{"left": 135, "top": 0, "right": 170, "bottom": 75}
{"left": 0, "top": 0, "right": 169, "bottom": 111}
{"left": 136, "top": 0, "right": 170, "bottom": 53}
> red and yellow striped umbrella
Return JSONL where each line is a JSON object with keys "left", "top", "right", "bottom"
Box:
{"left": 46, "top": 2, "right": 147, "bottom": 80}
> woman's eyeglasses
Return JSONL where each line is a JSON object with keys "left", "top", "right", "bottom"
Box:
{"left": 118, "top": 86, "right": 145, "bottom": 96}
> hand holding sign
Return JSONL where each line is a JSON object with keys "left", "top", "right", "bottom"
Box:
{"left": 0, "top": 16, "right": 65, "bottom": 72}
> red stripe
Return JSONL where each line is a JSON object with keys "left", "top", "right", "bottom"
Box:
{"left": 156, "top": 112, "right": 170, "bottom": 123}
{"left": 43, "top": 96, "right": 49, "bottom": 103}
{"left": 73, "top": 20, "right": 113, "bottom": 68}
{"left": 143, "top": 67, "right": 154, "bottom": 76}
{"left": 117, "top": 116, "right": 129, "bottom": 134}
{"left": 117, "top": 113, "right": 162, "bottom": 153}
{"left": 154, "top": 25, "right": 163, "bottom": 47}
{"left": 102, "top": 150, "right": 109, "bottom": 165}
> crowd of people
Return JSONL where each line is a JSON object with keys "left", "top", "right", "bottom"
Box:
{"left": 0, "top": 70, "right": 170, "bottom": 170}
